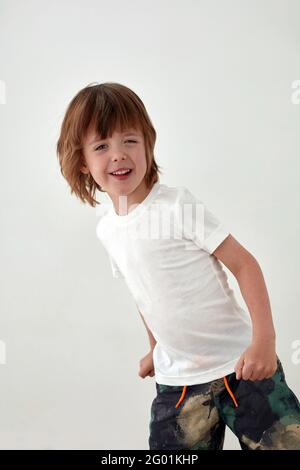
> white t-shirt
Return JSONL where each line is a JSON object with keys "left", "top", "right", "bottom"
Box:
{"left": 96, "top": 181, "right": 252, "bottom": 385}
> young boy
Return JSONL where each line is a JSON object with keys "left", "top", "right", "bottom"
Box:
{"left": 56, "top": 81, "right": 300, "bottom": 450}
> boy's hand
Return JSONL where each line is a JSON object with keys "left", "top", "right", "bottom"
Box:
{"left": 234, "top": 337, "right": 277, "bottom": 381}
{"left": 138, "top": 350, "right": 155, "bottom": 379}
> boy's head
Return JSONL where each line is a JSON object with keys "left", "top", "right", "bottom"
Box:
{"left": 56, "top": 82, "right": 162, "bottom": 207}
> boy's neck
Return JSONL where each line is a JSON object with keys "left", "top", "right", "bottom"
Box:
{"left": 109, "top": 179, "right": 154, "bottom": 216}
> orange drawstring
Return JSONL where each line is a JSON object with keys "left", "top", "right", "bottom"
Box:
{"left": 174, "top": 376, "right": 238, "bottom": 409}
{"left": 175, "top": 385, "right": 187, "bottom": 408}
{"left": 223, "top": 376, "right": 238, "bottom": 407}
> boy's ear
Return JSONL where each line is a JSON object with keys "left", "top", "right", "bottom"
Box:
{"left": 80, "top": 166, "right": 89, "bottom": 175}
{"left": 80, "top": 164, "right": 90, "bottom": 174}
{"left": 80, "top": 152, "right": 90, "bottom": 174}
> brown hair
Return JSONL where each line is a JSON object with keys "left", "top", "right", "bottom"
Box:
{"left": 56, "top": 82, "right": 163, "bottom": 207}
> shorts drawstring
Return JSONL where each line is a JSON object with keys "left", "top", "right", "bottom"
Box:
{"left": 223, "top": 375, "right": 238, "bottom": 408}
{"left": 175, "top": 385, "right": 187, "bottom": 408}
{"left": 174, "top": 376, "right": 239, "bottom": 409}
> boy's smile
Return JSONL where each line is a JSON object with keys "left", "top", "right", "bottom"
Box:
{"left": 109, "top": 167, "right": 133, "bottom": 179}
{"left": 81, "top": 126, "right": 151, "bottom": 215}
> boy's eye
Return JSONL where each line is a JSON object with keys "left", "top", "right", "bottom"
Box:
{"left": 95, "top": 140, "right": 137, "bottom": 151}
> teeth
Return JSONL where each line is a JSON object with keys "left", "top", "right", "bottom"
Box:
{"left": 112, "top": 169, "right": 131, "bottom": 175}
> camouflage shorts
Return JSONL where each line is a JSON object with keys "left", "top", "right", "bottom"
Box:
{"left": 149, "top": 356, "right": 300, "bottom": 450}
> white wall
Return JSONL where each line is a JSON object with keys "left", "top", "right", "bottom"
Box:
{"left": 0, "top": 0, "right": 299, "bottom": 450}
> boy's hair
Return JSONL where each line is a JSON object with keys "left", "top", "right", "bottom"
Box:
{"left": 56, "top": 82, "right": 163, "bottom": 207}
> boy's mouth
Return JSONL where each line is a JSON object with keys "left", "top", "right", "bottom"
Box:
{"left": 109, "top": 169, "right": 132, "bottom": 180}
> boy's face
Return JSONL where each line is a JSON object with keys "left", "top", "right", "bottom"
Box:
{"left": 81, "top": 126, "right": 148, "bottom": 200}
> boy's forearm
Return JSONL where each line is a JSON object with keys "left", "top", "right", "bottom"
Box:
{"left": 139, "top": 311, "right": 157, "bottom": 350}
{"left": 235, "top": 258, "right": 276, "bottom": 342}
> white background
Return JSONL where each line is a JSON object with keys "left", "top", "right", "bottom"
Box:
{"left": 0, "top": 0, "right": 300, "bottom": 450}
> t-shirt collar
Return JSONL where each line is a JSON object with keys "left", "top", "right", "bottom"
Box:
{"left": 109, "top": 181, "right": 161, "bottom": 224}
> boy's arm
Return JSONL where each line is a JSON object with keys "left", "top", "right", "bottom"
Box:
{"left": 212, "top": 233, "right": 277, "bottom": 380}
{"left": 139, "top": 310, "right": 157, "bottom": 351}
{"left": 212, "top": 234, "right": 276, "bottom": 341}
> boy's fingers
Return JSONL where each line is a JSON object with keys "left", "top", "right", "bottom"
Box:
{"left": 241, "top": 362, "right": 254, "bottom": 381}
{"left": 234, "top": 356, "right": 244, "bottom": 380}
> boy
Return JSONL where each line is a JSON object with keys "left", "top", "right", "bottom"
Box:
{"left": 56, "top": 81, "right": 300, "bottom": 450}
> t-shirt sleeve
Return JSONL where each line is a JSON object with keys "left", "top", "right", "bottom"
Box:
{"left": 174, "top": 186, "right": 230, "bottom": 254}
{"left": 108, "top": 254, "right": 124, "bottom": 279}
